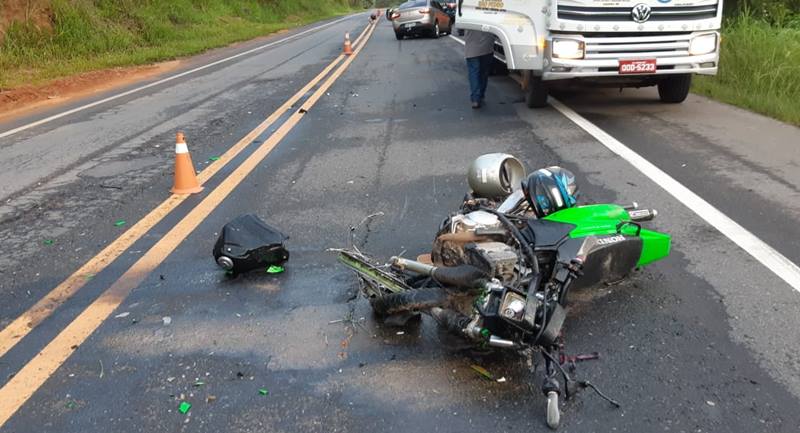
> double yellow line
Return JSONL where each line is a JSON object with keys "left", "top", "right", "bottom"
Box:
{"left": 0, "top": 20, "right": 376, "bottom": 427}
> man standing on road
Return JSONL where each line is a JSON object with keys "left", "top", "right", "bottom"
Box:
{"left": 464, "top": 30, "right": 495, "bottom": 109}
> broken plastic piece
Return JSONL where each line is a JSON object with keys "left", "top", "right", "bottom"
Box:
{"left": 470, "top": 365, "right": 494, "bottom": 380}
{"left": 258, "top": 388, "right": 269, "bottom": 396}
{"left": 43, "top": 239, "right": 54, "bottom": 245}
{"left": 212, "top": 214, "right": 289, "bottom": 275}
{"left": 114, "top": 220, "right": 126, "bottom": 227}
{"left": 178, "top": 401, "right": 191, "bottom": 414}
{"left": 193, "top": 380, "right": 205, "bottom": 387}
{"left": 209, "top": 156, "right": 220, "bottom": 161}
{"left": 266, "top": 265, "right": 285, "bottom": 274}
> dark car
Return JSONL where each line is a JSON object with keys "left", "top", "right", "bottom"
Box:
{"left": 391, "top": 0, "right": 453, "bottom": 40}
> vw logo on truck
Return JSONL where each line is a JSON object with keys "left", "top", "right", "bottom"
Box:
{"left": 630, "top": 3, "right": 652, "bottom": 23}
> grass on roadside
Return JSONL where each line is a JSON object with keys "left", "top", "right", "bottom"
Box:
{"left": 0, "top": 0, "right": 360, "bottom": 89}
{"left": 692, "top": 14, "right": 800, "bottom": 126}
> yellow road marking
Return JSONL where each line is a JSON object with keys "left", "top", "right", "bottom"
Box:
{"left": 0, "top": 23, "right": 371, "bottom": 360}
{"left": 0, "top": 21, "right": 376, "bottom": 427}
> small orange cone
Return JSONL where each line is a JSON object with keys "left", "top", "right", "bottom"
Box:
{"left": 170, "top": 132, "right": 204, "bottom": 194}
{"left": 343, "top": 33, "right": 353, "bottom": 56}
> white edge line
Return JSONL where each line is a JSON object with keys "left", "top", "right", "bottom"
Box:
{"left": 548, "top": 98, "right": 800, "bottom": 293}
{"left": 449, "top": 32, "right": 800, "bottom": 293}
{"left": 0, "top": 15, "right": 355, "bottom": 139}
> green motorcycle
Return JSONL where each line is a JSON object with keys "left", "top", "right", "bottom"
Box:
{"left": 337, "top": 153, "right": 671, "bottom": 429}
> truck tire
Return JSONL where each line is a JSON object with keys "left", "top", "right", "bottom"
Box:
{"left": 524, "top": 72, "right": 549, "bottom": 108}
{"left": 431, "top": 21, "right": 440, "bottom": 39}
{"left": 658, "top": 74, "right": 692, "bottom": 103}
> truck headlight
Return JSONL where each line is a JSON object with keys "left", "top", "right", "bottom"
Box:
{"left": 689, "top": 33, "right": 717, "bottom": 56}
{"left": 551, "top": 38, "right": 584, "bottom": 60}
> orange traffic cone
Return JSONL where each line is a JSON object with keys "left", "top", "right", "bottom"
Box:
{"left": 170, "top": 132, "right": 204, "bottom": 194}
{"left": 343, "top": 33, "right": 353, "bottom": 56}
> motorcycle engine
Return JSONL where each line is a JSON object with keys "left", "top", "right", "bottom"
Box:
{"left": 432, "top": 210, "right": 520, "bottom": 284}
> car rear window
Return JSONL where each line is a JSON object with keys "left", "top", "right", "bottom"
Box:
{"left": 400, "top": 0, "right": 427, "bottom": 8}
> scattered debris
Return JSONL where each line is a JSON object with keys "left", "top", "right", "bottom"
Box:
{"left": 65, "top": 401, "right": 76, "bottom": 409}
{"left": 43, "top": 239, "right": 54, "bottom": 246}
{"left": 706, "top": 400, "right": 716, "bottom": 407}
{"left": 114, "top": 312, "right": 130, "bottom": 318}
{"left": 497, "top": 377, "right": 507, "bottom": 383}
{"left": 396, "top": 331, "right": 405, "bottom": 335}
{"left": 162, "top": 316, "right": 172, "bottom": 326}
{"left": 193, "top": 380, "right": 205, "bottom": 387}
{"left": 178, "top": 401, "right": 192, "bottom": 414}
{"left": 470, "top": 365, "right": 494, "bottom": 380}
{"left": 206, "top": 395, "right": 217, "bottom": 403}
{"left": 258, "top": 388, "right": 269, "bottom": 396}
{"left": 99, "top": 360, "right": 104, "bottom": 379}
{"left": 266, "top": 265, "right": 285, "bottom": 274}
{"left": 84, "top": 274, "right": 95, "bottom": 280}
{"left": 208, "top": 156, "right": 220, "bottom": 162}
{"left": 167, "top": 377, "right": 176, "bottom": 382}
{"left": 114, "top": 220, "right": 126, "bottom": 227}
{"left": 298, "top": 108, "right": 308, "bottom": 114}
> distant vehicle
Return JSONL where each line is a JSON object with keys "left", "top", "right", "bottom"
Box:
{"left": 391, "top": 0, "right": 453, "bottom": 40}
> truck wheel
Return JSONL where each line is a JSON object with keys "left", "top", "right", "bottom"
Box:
{"left": 658, "top": 74, "right": 692, "bottom": 103}
{"left": 432, "top": 22, "right": 440, "bottom": 38}
{"left": 524, "top": 72, "right": 549, "bottom": 108}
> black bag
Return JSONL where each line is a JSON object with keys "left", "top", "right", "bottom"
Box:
{"left": 213, "top": 214, "right": 289, "bottom": 274}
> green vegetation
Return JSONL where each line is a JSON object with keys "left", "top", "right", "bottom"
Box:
{"left": 0, "top": 0, "right": 361, "bottom": 89}
{"left": 693, "top": 2, "right": 800, "bottom": 126}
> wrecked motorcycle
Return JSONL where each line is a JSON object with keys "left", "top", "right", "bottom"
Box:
{"left": 336, "top": 153, "right": 671, "bottom": 429}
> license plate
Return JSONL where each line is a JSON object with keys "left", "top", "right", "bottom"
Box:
{"left": 405, "top": 22, "right": 417, "bottom": 28}
{"left": 619, "top": 59, "right": 657, "bottom": 74}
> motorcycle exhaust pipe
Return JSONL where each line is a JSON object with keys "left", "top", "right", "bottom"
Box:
{"left": 623, "top": 202, "right": 639, "bottom": 210}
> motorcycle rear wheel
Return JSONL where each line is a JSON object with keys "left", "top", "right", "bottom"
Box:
{"left": 370, "top": 288, "right": 448, "bottom": 316}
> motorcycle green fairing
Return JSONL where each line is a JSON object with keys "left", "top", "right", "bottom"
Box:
{"left": 543, "top": 204, "right": 671, "bottom": 266}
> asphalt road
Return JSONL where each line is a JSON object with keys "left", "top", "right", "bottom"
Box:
{"left": 2, "top": 12, "right": 800, "bottom": 433}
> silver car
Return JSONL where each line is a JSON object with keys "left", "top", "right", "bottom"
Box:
{"left": 391, "top": 0, "right": 453, "bottom": 40}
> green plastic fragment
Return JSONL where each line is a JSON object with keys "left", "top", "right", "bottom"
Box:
{"left": 43, "top": 239, "right": 54, "bottom": 246}
{"left": 114, "top": 220, "right": 126, "bottom": 227}
{"left": 470, "top": 364, "right": 494, "bottom": 380}
{"left": 65, "top": 401, "right": 76, "bottom": 409}
{"left": 193, "top": 380, "right": 205, "bottom": 387}
{"left": 178, "top": 401, "right": 191, "bottom": 414}
{"left": 84, "top": 274, "right": 95, "bottom": 280}
{"left": 266, "top": 265, "right": 285, "bottom": 274}
{"left": 208, "top": 156, "right": 220, "bottom": 161}
{"left": 258, "top": 388, "right": 269, "bottom": 396}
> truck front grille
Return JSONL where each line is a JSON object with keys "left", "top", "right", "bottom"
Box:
{"left": 557, "top": 4, "right": 718, "bottom": 22}
{"left": 582, "top": 34, "right": 693, "bottom": 60}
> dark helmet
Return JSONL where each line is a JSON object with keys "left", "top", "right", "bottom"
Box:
{"left": 521, "top": 166, "right": 578, "bottom": 217}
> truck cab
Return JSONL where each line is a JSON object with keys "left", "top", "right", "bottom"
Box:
{"left": 455, "top": 0, "right": 722, "bottom": 106}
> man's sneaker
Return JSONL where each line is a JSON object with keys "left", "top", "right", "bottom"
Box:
{"left": 471, "top": 101, "right": 481, "bottom": 109}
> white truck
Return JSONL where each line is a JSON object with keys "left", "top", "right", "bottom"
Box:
{"left": 455, "top": 0, "right": 722, "bottom": 107}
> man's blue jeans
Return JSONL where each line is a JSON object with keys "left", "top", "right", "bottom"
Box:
{"left": 466, "top": 53, "right": 493, "bottom": 103}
